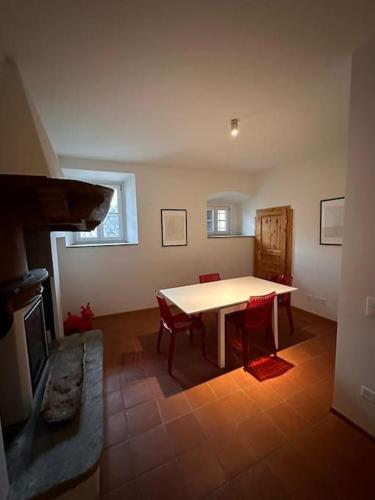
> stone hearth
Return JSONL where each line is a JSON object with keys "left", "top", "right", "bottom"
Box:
{"left": 5, "top": 330, "right": 103, "bottom": 500}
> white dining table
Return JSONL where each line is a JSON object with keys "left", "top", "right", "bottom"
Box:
{"left": 160, "top": 275, "right": 297, "bottom": 368}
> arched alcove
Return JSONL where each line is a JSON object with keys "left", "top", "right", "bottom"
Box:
{"left": 207, "top": 191, "right": 254, "bottom": 237}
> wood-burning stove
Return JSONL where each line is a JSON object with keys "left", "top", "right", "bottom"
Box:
{"left": 0, "top": 174, "right": 113, "bottom": 426}
{"left": 24, "top": 296, "right": 48, "bottom": 393}
{"left": 0, "top": 295, "right": 48, "bottom": 425}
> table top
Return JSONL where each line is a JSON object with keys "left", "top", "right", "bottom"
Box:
{"left": 160, "top": 275, "right": 298, "bottom": 314}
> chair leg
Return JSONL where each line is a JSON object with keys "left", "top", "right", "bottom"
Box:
{"left": 168, "top": 333, "right": 176, "bottom": 375}
{"left": 241, "top": 329, "right": 249, "bottom": 369}
{"left": 286, "top": 305, "right": 294, "bottom": 334}
{"left": 157, "top": 321, "right": 163, "bottom": 353}
{"left": 266, "top": 324, "right": 276, "bottom": 354}
{"left": 189, "top": 327, "right": 194, "bottom": 345}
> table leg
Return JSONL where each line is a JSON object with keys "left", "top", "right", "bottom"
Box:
{"left": 218, "top": 308, "right": 226, "bottom": 369}
{"left": 273, "top": 296, "right": 279, "bottom": 350}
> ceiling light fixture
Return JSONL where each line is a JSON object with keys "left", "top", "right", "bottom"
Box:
{"left": 231, "top": 118, "right": 239, "bottom": 137}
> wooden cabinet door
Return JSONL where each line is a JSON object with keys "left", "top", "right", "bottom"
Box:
{"left": 254, "top": 206, "right": 293, "bottom": 279}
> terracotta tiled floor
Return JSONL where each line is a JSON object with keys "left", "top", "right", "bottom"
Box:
{"left": 95, "top": 307, "right": 375, "bottom": 499}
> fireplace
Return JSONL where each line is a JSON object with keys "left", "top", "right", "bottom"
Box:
{"left": 0, "top": 175, "right": 113, "bottom": 341}
{"left": 0, "top": 295, "right": 48, "bottom": 426}
{"left": 0, "top": 174, "right": 112, "bottom": 498}
{"left": 0, "top": 175, "right": 112, "bottom": 427}
{"left": 24, "top": 296, "right": 48, "bottom": 393}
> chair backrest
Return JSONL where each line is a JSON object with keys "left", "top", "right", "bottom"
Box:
{"left": 155, "top": 292, "right": 174, "bottom": 329}
{"left": 270, "top": 274, "right": 292, "bottom": 305}
{"left": 243, "top": 292, "right": 276, "bottom": 330}
{"left": 199, "top": 272, "right": 221, "bottom": 283}
{"left": 270, "top": 273, "right": 293, "bottom": 287}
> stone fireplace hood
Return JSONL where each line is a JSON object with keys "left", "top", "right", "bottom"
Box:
{"left": 0, "top": 174, "right": 113, "bottom": 337}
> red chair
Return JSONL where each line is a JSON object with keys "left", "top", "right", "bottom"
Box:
{"left": 156, "top": 292, "right": 206, "bottom": 375}
{"left": 228, "top": 292, "right": 276, "bottom": 368}
{"left": 270, "top": 274, "right": 294, "bottom": 334}
{"left": 198, "top": 273, "right": 221, "bottom": 322}
{"left": 199, "top": 273, "right": 221, "bottom": 284}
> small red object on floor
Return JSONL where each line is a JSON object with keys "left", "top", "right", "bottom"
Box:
{"left": 64, "top": 303, "right": 94, "bottom": 335}
{"left": 244, "top": 355, "right": 294, "bottom": 382}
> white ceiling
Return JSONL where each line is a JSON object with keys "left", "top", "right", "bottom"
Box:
{"left": 1, "top": 0, "right": 375, "bottom": 171}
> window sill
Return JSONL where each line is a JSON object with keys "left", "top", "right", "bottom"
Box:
{"left": 66, "top": 242, "right": 139, "bottom": 248}
{"left": 208, "top": 234, "right": 254, "bottom": 239}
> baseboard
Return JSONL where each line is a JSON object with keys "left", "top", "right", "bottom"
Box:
{"left": 330, "top": 406, "right": 375, "bottom": 442}
{"left": 94, "top": 305, "right": 158, "bottom": 321}
{"left": 291, "top": 306, "right": 337, "bottom": 325}
{"left": 95, "top": 304, "right": 337, "bottom": 324}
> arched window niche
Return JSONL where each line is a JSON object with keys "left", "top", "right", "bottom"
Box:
{"left": 207, "top": 191, "right": 254, "bottom": 238}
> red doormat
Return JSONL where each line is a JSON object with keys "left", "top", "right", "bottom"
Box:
{"left": 245, "top": 355, "right": 294, "bottom": 382}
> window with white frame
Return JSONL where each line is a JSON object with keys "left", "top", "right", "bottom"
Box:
{"left": 207, "top": 206, "right": 230, "bottom": 235}
{"left": 75, "top": 183, "right": 126, "bottom": 244}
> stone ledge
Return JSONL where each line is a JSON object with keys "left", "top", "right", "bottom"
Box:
{"left": 6, "top": 330, "right": 103, "bottom": 500}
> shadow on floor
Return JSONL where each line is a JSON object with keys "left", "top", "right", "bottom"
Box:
{"left": 134, "top": 308, "right": 315, "bottom": 394}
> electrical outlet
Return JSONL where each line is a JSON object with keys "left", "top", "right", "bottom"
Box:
{"left": 365, "top": 296, "right": 375, "bottom": 318}
{"left": 308, "top": 295, "right": 327, "bottom": 305}
{"left": 360, "top": 385, "right": 375, "bottom": 404}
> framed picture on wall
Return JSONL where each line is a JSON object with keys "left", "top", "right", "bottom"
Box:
{"left": 161, "top": 209, "right": 188, "bottom": 247}
{"left": 320, "top": 197, "right": 345, "bottom": 246}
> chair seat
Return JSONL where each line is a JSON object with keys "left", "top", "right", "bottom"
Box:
{"left": 156, "top": 291, "right": 206, "bottom": 374}
{"left": 227, "top": 292, "right": 277, "bottom": 370}
{"left": 173, "top": 313, "right": 202, "bottom": 331}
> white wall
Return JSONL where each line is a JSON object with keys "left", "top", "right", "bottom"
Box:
{"left": 0, "top": 62, "right": 8, "bottom": 481}
{"left": 0, "top": 58, "right": 61, "bottom": 178}
{"left": 241, "top": 199, "right": 254, "bottom": 236}
{"left": 28, "top": 95, "right": 62, "bottom": 179}
{"left": 333, "top": 37, "right": 375, "bottom": 436}
{"left": 0, "top": 57, "right": 64, "bottom": 337}
{"left": 249, "top": 153, "right": 347, "bottom": 321}
{"left": 0, "top": 58, "right": 64, "bottom": 493}
{"left": 57, "top": 157, "right": 255, "bottom": 316}
{"left": 58, "top": 152, "right": 349, "bottom": 320}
